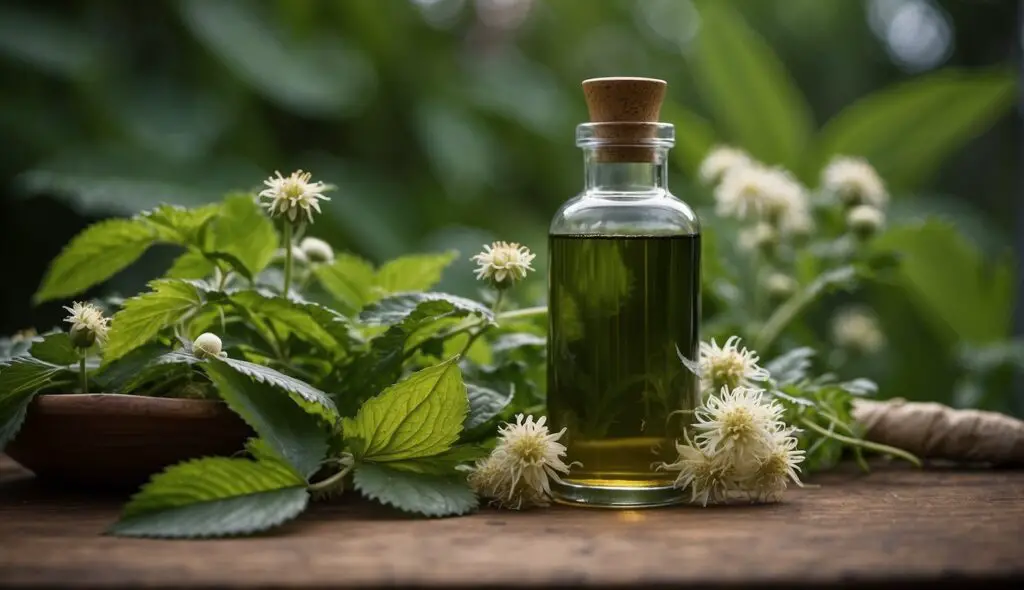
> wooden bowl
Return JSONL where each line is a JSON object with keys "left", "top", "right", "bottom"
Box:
{"left": 5, "top": 394, "right": 253, "bottom": 490}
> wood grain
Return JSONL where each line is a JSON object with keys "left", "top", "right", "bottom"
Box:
{"left": 1, "top": 455, "right": 1022, "bottom": 589}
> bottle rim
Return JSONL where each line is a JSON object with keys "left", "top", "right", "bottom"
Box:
{"left": 576, "top": 122, "right": 675, "bottom": 148}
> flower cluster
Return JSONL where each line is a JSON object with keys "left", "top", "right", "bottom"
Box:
{"left": 469, "top": 414, "right": 574, "bottom": 509}
{"left": 471, "top": 241, "right": 536, "bottom": 288}
{"left": 63, "top": 302, "right": 110, "bottom": 349}
{"left": 660, "top": 385, "right": 804, "bottom": 505}
{"left": 259, "top": 170, "right": 333, "bottom": 225}
{"left": 680, "top": 335, "right": 771, "bottom": 394}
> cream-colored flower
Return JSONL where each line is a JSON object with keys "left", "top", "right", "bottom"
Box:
{"left": 681, "top": 336, "right": 771, "bottom": 393}
{"left": 63, "top": 302, "right": 110, "bottom": 348}
{"left": 658, "top": 434, "right": 732, "bottom": 507}
{"left": 693, "top": 385, "right": 785, "bottom": 469}
{"left": 471, "top": 241, "right": 536, "bottom": 286}
{"left": 831, "top": 307, "right": 885, "bottom": 354}
{"left": 469, "top": 414, "right": 573, "bottom": 509}
{"left": 822, "top": 156, "right": 888, "bottom": 208}
{"left": 299, "top": 236, "right": 334, "bottom": 264}
{"left": 737, "top": 222, "right": 777, "bottom": 254}
{"left": 258, "top": 170, "right": 333, "bottom": 224}
{"left": 192, "top": 332, "right": 226, "bottom": 359}
{"left": 699, "top": 146, "right": 752, "bottom": 186}
{"left": 715, "top": 164, "right": 807, "bottom": 225}
{"left": 738, "top": 431, "right": 805, "bottom": 503}
{"left": 779, "top": 205, "right": 815, "bottom": 238}
{"left": 846, "top": 204, "right": 885, "bottom": 238}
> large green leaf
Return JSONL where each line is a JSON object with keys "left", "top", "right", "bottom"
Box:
{"left": 165, "top": 250, "right": 216, "bottom": 280}
{"left": 690, "top": 1, "right": 813, "bottom": 169}
{"left": 816, "top": 69, "right": 1016, "bottom": 190}
{"left": 312, "top": 253, "right": 377, "bottom": 313}
{"left": 465, "top": 383, "right": 513, "bottom": 431}
{"left": 210, "top": 193, "right": 278, "bottom": 279}
{"left": 342, "top": 358, "right": 468, "bottom": 462}
{"left": 104, "top": 280, "right": 209, "bottom": 363}
{"left": 873, "top": 221, "right": 1014, "bottom": 344}
{"left": 360, "top": 292, "right": 493, "bottom": 327}
{"left": 109, "top": 457, "right": 308, "bottom": 538}
{"left": 375, "top": 251, "right": 458, "bottom": 294}
{"left": 0, "top": 357, "right": 71, "bottom": 448}
{"left": 139, "top": 203, "right": 220, "bottom": 247}
{"left": 215, "top": 356, "right": 337, "bottom": 422}
{"left": 205, "top": 358, "right": 329, "bottom": 478}
{"left": 34, "top": 218, "right": 159, "bottom": 303}
{"left": 29, "top": 332, "right": 79, "bottom": 366}
{"left": 230, "top": 290, "right": 346, "bottom": 353}
{"left": 352, "top": 461, "right": 477, "bottom": 517}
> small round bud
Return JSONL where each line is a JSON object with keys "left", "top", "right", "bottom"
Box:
{"left": 69, "top": 325, "right": 97, "bottom": 348}
{"left": 299, "top": 237, "right": 334, "bottom": 264}
{"left": 846, "top": 205, "right": 885, "bottom": 239}
{"left": 764, "top": 273, "right": 797, "bottom": 300}
{"left": 193, "top": 332, "right": 224, "bottom": 359}
{"left": 272, "top": 245, "right": 308, "bottom": 266}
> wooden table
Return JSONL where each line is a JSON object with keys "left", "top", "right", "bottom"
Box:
{"left": 1, "top": 455, "right": 1022, "bottom": 589}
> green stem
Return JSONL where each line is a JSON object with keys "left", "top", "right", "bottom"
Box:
{"left": 283, "top": 223, "right": 293, "bottom": 298}
{"left": 308, "top": 464, "right": 352, "bottom": 492}
{"left": 800, "top": 418, "right": 921, "bottom": 468}
{"left": 497, "top": 305, "right": 547, "bottom": 321}
{"left": 756, "top": 288, "right": 811, "bottom": 352}
{"left": 79, "top": 355, "right": 88, "bottom": 394}
{"left": 458, "top": 290, "right": 504, "bottom": 360}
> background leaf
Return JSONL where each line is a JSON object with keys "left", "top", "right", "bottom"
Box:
{"left": 464, "top": 383, "right": 513, "bottom": 431}
{"left": 375, "top": 250, "right": 458, "bottom": 294}
{"left": 110, "top": 457, "right": 308, "bottom": 538}
{"left": 209, "top": 193, "right": 278, "bottom": 278}
{"left": 312, "top": 253, "right": 376, "bottom": 313}
{"left": 352, "top": 461, "right": 477, "bottom": 517}
{"left": 103, "top": 280, "right": 208, "bottom": 362}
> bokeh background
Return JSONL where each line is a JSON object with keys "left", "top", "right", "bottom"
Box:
{"left": 0, "top": 0, "right": 1020, "bottom": 412}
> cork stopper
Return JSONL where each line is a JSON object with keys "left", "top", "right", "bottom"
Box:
{"left": 581, "top": 77, "right": 668, "bottom": 162}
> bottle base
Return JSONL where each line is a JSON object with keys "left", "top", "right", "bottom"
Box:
{"left": 552, "top": 479, "right": 686, "bottom": 508}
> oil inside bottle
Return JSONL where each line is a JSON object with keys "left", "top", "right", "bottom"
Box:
{"left": 547, "top": 233, "right": 701, "bottom": 507}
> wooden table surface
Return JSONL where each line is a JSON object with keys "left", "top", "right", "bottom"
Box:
{"left": 1, "top": 455, "right": 1022, "bottom": 589}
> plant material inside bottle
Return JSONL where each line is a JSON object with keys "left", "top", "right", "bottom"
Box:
{"left": 547, "top": 234, "right": 701, "bottom": 504}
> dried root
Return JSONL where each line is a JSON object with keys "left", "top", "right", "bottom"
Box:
{"left": 853, "top": 399, "right": 1024, "bottom": 466}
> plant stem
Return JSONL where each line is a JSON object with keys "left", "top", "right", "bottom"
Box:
{"left": 308, "top": 464, "right": 352, "bottom": 492}
{"left": 497, "top": 305, "right": 547, "bottom": 321}
{"left": 283, "top": 223, "right": 293, "bottom": 298}
{"left": 79, "top": 355, "right": 88, "bottom": 394}
{"left": 458, "top": 290, "right": 504, "bottom": 360}
{"left": 800, "top": 418, "right": 921, "bottom": 468}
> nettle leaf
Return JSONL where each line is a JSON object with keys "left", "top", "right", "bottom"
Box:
{"left": 230, "top": 290, "right": 350, "bottom": 353}
{"left": 117, "top": 350, "right": 199, "bottom": 393}
{"left": 342, "top": 357, "right": 468, "bottom": 462}
{"left": 382, "top": 445, "right": 488, "bottom": 476}
{"left": 34, "top": 218, "right": 159, "bottom": 303}
{"left": 205, "top": 359, "right": 328, "bottom": 478}
{"left": 375, "top": 251, "right": 458, "bottom": 294}
{"left": 166, "top": 250, "right": 217, "bottom": 280}
{"left": 29, "top": 332, "right": 79, "bottom": 366}
{"left": 139, "top": 203, "right": 220, "bottom": 246}
{"left": 352, "top": 461, "right": 477, "bottom": 517}
{"left": 465, "top": 383, "right": 513, "bottom": 431}
{"left": 110, "top": 457, "right": 308, "bottom": 538}
{"left": 312, "top": 253, "right": 376, "bottom": 313}
{"left": 104, "top": 280, "right": 210, "bottom": 363}
{"left": 216, "top": 356, "right": 337, "bottom": 424}
{"left": 210, "top": 193, "right": 278, "bottom": 279}
{"left": 765, "top": 347, "right": 816, "bottom": 386}
{"left": 0, "top": 357, "right": 71, "bottom": 448}
{"left": 361, "top": 292, "right": 493, "bottom": 327}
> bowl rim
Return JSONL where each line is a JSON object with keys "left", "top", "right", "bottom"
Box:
{"left": 27, "top": 393, "right": 232, "bottom": 419}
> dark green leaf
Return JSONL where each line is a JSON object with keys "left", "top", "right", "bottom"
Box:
{"left": 210, "top": 193, "right": 278, "bottom": 279}
{"left": 216, "top": 356, "right": 337, "bottom": 423}
{"left": 104, "top": 280, "right": 209, "bottom": 362}
{"left": 0, "top": 357, "right": 69, "bottom": 448}
{"left": 34, "top": 218, "right": 159, "bottom": 303}
{"left": 118, "top": 350, "right": 199, "bottom": 393}
{"left": 29, "top": 332, "right": 79, "bottom": 366}
{"left": 205, "top": 359, "right": 328, "bottom": 478}
{"left": 360, "top": 292, "right": 493, "bottom": 327}
{"left": 465, "top": 383, "right": 513, "bottom": 430}
{"left": 375, "top": 251, "right": 458, "bottom": 294}
{"left": 352, "top": 461, "right": 477, "bottom": 517}
{"left": 109, "top": 457, "right": 308, "bottom": 538}
{"left": 342, "top": 358, "right": 468, "bottom": 462}
{"left": 230, "top": 291, "right": 346, "bottom": 353}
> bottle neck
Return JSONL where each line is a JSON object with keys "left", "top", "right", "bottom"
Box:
{"left": 583, "top": 148, "right": 669, "bottom": 194}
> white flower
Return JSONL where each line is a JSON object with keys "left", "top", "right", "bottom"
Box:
{"left": 299, "top": 237, "right": 334, "bottom": 264}
{"left": 681, "top": 335, "right": 771, "bottom": 393}
{"left": 763, "top": 273, "right": 797, "bottom": 299}
{"left": 192, "top": 332, "right": 226, "bottom": 359}
{"left": 469, "top": 414, "right": 573, "bottom": 509}
{"left": 738, "top": 430, "right": 805, "bottom": 503}
{"left": 831, "top": 307, "right": 885, "bottom": 354}
{"left": 693, "top": 385, "right": 785, "bottom": 470}
{"left": 258, "top": 170, "right": 333, "bottom": 224}
{"left": 737, "top": 222, "right": 777, "bottom": 254}
{"left": 699, "top": 146, "right": 752, "bottom": 185}
{"left": 822, "top": 156, "right": 888, "bottom": 208}
{"left": 471, "top": 241, "right": 536, "bottom": 286}
{"left": 779, "top": 205, "right": 815, "bottom": 238}
{"left": 715, "top": 164, "right": 808, "bottom": 226}
{"left": 658, "top": 434, "right": 732, "bottom": 507}
{"left": 63, "top": 302, "right": 110, "bottom": 348}
{"left": 846, "top": 204, "right": 885, "bottom": 238}
{"left": 273, "top": 244, "right": 309, "bottom": 265}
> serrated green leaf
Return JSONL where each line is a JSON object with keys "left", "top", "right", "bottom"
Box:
{"left": 110, "top": 457, "right": 308, "bottom": 538}
{"left": 360, "top": 292, "right": 493, "bottom": 327}
{"left": 817, "top": 68, "right": 1016, "bottom": 190}
{"left": 691, "top": 1, "right": 812, "bottom": 169}
{"left": 383, "top": 445, "right": 488, "bottom": 476}
{"left": 465, "top": 383, "right": 513, "bottom": 430}
{"left": 139, "top": 203, "right": 220, "bottom": 246}
{"left": 34, "top": 218, "right": 159, "bottom": 303}
{"left": 342, "top": 358, "right": 467, "bottom": 462}
{"left": 104, "top": 280, "right": 208, "bottom": 363}
{"left": 230, "top": 290, "right": 346, "bottom": 353}
{"left": 312, "top": 253, "right": 376, "bottom": 312}
{"left": 166, "top": 250, "right": 216, "bottom": 279}
{"left": 210, "top": 193, "right": 278, "bottom": 279}
{"left": 0, "top": 357, "right": 70, "bottom": 448}
{"left": 205, "top": 359, "right": 328, "bottom": 478}
{"left": 216, "top": 356, "right": 337, "bottom": 423}
{"left": 116, "top": 350, "right": 199, "bottom": 393}
{"left": 352, "top": 461, "right": 477, "bottom": 517}
{"left": 29, "top": 332, "right": 79, "bottom": 366}
{"left": 375, "top": 251, "right": 458, "bottom": 294}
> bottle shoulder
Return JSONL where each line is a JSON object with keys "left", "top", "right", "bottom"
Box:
{"left": 549, "top": 191, "right": 701, "bottom": 236}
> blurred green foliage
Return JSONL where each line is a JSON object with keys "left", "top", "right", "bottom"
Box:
{"left": 0, "top": 0, "right": 1019, "bottom": 411}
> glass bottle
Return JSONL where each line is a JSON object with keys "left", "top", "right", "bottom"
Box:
{"left": 547, "top": 78, "right": 701, "bottom": 507}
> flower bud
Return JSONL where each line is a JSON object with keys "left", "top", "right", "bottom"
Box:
{"left": 846, "top": 205, "right": 885, "bottom": 239}
{"left": 299, "top": 237, "right": 334, "bottom": 264}
{"left": 193, "top": 332, "right": 224, "bottom": 359}
{"left": 272, "top": 244, "right": 308, "bottom": 265}
{"left": 764, "top": 273, "right": 797, "bottom": 300}
{"left": 69, "top": 325, "right": 97, "bottom": 349}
